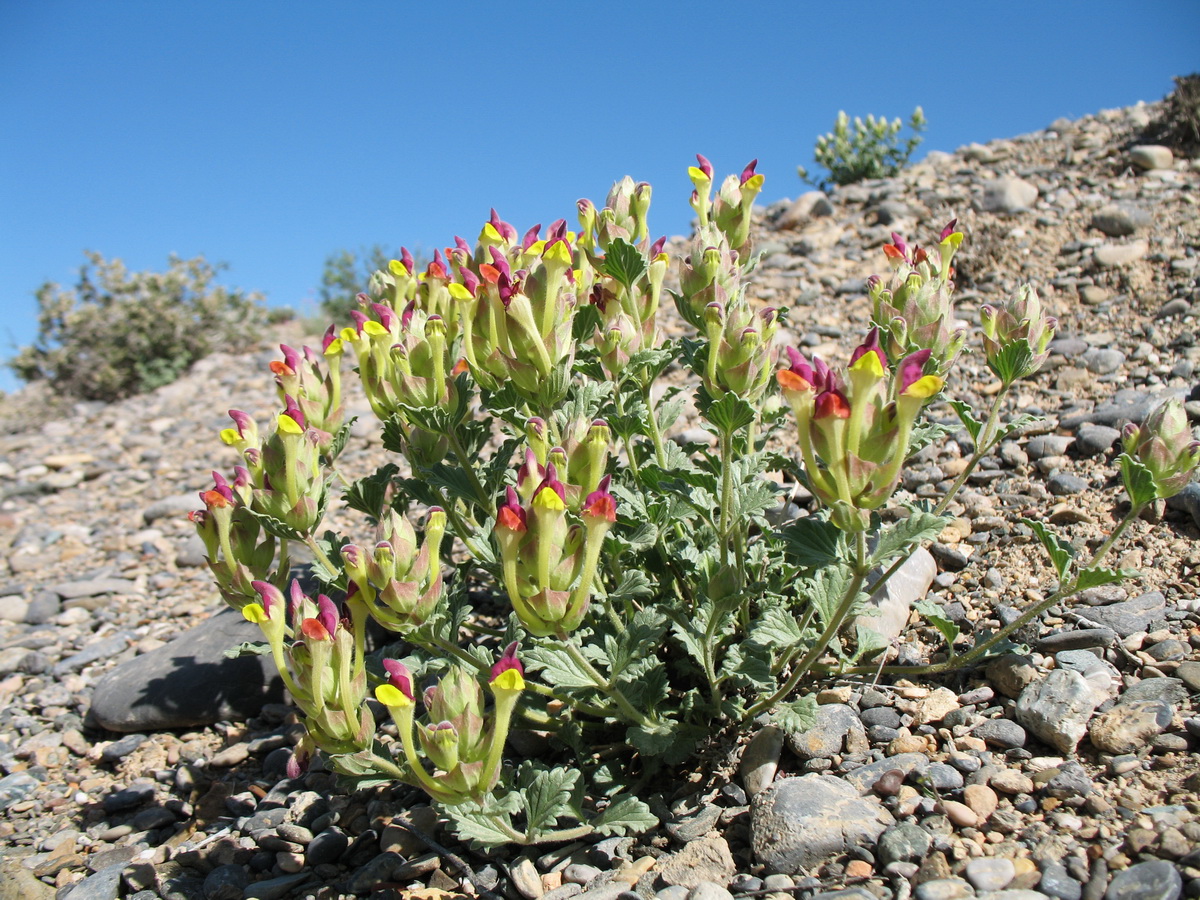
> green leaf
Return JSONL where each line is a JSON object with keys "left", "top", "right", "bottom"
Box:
{"left": 321, "top": 417, "right": 355, "bottom": 465}
{"left": 914, "top": 599, "right": 961, "bottom": 651}
{"left": 947, "top": 399, "right": 983, "bottom": 443}
{"left": 748, "top": 605, "right": 804, "bottom": 649}
{"left": 770, "top": 694, "right": 819, "bottom": 735}
{"left": 654, "top": 391, "right": 687, "bottom": 434}
{"left": 1118, "top": 452, "right": 1158, "bottom": 507}
{"left": 442, "top": 804, "right": 518, "bottom": 848}
{"left": 996, "top": 413, "right": 1043, "bottom": 442}
{"left": 591, "top": 796, "right": 658, "bottom": 836}
{"left": 803, "top": 564, "right": 861, "bottom": 632}
{"left": 222, "top": 640, "right": 271, "bottom": 659}
{"left": 1023, "top": 518, "right": 1075, "bottom": 580}
{"left": 343, "top": 463, "right": 399, "bottom": 521}
{"left": 520, "top": 764, "right": 580, "bottom": 837}
{"left": 626, "top": 347, "right": 678, "bottom": 383}
{"left": 1075, "top": 566, "right": 1132, "bottom": 592}
{"left": 699, "top": 391, "right": 756, "bottom": 434}
{"left": 523, "top": 645, "right": 601, "bottom": 690}
{"left": 778, "top": 515, "right": 842, "bottom": 568}
{"left": 908, "top": 420, "right": 953, "bottom": 456}
{"left": 852, "top": 624, "right": 890, "bottom": 662}
{"left": 608, "top": 570, "right": 653, "bottom": 604}
{"left": 601, "top": 238, "right": 648, "bottom": 294}
{"left": 626, "top": 721, "right": 678, "bottom": 757}
{"left": 720, "top": 642, "right": 774, "bottom": 690}
{"left": 869, "top": 510, "right": 950, "bottom": 566}
{"left": 988, "top": 338, "right": 1036, "bottom": 385}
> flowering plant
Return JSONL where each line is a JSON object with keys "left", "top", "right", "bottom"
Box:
{"left": 194, "top": 159, "right": 1197, "bottom": 848}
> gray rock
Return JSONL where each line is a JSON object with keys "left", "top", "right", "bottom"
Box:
{"left": 203, "top": 864, "right": 250, "bottom": 900}
{"left": 1174, "top": 662, "right": 1200, "bottom": 693}
{"left": 62, "top": 863, "right": 125, "bottom": 900}
{"left": 1042, "top": 760, "right": 1094, "bottom": 799}
{"left": 1105, "top": 860, "right": 1182, "bottom": 900}
{"left": 750, "top": 774, "right": 893, "bottom": 873}
{"left": 1119, "top": 677, "right": 1187, "bottom": 707}
{"left": 914, "top": 878, "right": 975, "bottom": 900}
{"left": 103, "top": 782, "right": 155, "bottom": 813}
{"left": 876, "top": 823, "right": 931, "bottom": 866}
{"left": 925, "top": 763, "right": 964, "bottom": 792}
{"left": 175, "top": 533, "right": 208, "bottom": 568}
{"left": 1091, "top": 204, "right": 1152, "bottom": 237}
{"left": 1089, "top": 700, "right": 1173, "bottom": 754}
{"left": 688, "top": 883, "right": 734, "bottom": 900}
{"left": 87, "top": 608, "right": 285, "bottom": 732}
{"left": 1077, "top": 591, "right": 1166, "bottom": 637}
{"left": 99, "top": 733, "right": 148, "bottom": 762}
{"left": 972, "top": 718, "right": 1027, "bottom": 750}
{"left": 1026, "top": 435, "right": 1074, "bottom": 459}
{"left": 741, "top": 726, "right": 785, "bottom": 797}
{"left": 1060, "top": 388, "right": 1188, "bottom": 430}
{"left": 840, "top": 753, "right": 930, "bottom": 793}
{"left": 1073, "top": 425, "right": 1121, "bottom": 458}
{"left": 1166, "top": 482, "right": 1200, "bottom": 529}
{"left": 777, "top": 192, "right": 835, "bottom": 228}
{"left": 1035, "top": 629, "right": 1116, "bottom": 652}
{"left": 48, "top": 577, "right": 138, "bottom": 599}
{"left": 853, "top": 547, "right": 936, "bottom": 644}
{"left": 657, "top": 836, "right": 736, "bottom": 889}
{"left": 1047, "top": 473, "right": 1088, "bottom": 496}
{"left": 787, "top": 704, "right": 864, "bottom": 760}
{"left": 1129, "top": 146, "right": 1174, "bottom": 171}
{"left": 305, "top": 827, "right": 348, "bottom": 866}
{"left": 143, "top": 493, "right": 204, "bottom": 524}
{"left": 1016, "top": 669, "right": 1103, "bottom": 754}
{"left": 243, "top": 872, "right": 311, "bottom": 900}
{"left": 980, "top": 177, "right": 1039, "bottom": 214}
{"left": 986, "top": 654, "right": 1039, "bottom": 699}
{"left": 1054, "top": 650, "right": 1120, "bottom": 702}
{"left": 0, "top": 595, "right": 28, "bottom": 623}
{"left": 1040, "top": 863, "right": 1082, "bottom": 900}
{"left": 52, "top": 631, "right": 134, "bottom": 676}
{"left": 966, "top": 858, "right": 1015, "bottom": 892}
{"left": 1081, "top": 348, "right": 1126, "bottom": 375}
{"left": 1094, "top": 241, "right": 1149, "bottom": 267}
{"left": 0, "top": 771, "right": 43, "bottom": 811}
{"left": 24, "top": 591, "right": 61, "bottom": 624}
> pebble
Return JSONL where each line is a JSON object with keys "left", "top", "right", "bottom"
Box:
{"left": 1104, "top": 861, "right": 1182, "bottom": 900}
{"left": 980, "top": 176, "right": 1039, "bottom": 214}
{"left": 915, "top": 877, "right": 976, "bottom": 900}
{"left": 972, "top": 718, "right": 1027, "bottom": 750}
{"left": 1129, "top": 145, "right": 1174, "bottom": 171}
{"left": 966, "top": 858, "right": 1015, "bottom": 892}
{"left": 1089, "top": 700, "right": 1173, "bottom": 754}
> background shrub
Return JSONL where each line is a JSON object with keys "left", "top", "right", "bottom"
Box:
{"left": 1142, "top": 73, "right": 1200, "bottom": 156}
{"left": 9, "top": 252, "right": 265, "bottom": 401}
{"left": 799, "top": 106, "right": 926, "bottom": 188}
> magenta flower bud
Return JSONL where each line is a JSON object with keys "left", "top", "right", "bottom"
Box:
{"left": 279, "top": 344, "right": 301, "bottom": 373}
{"left": 849, "top": 326, "right": 887, "bottom": 371}
{"left": 349, "top": 309, "right": 369, "bottom": 334}
{"left": 739, "top": 159, "right": 759, "bottom": 185}
{"left": 940, "top": 219, "right": 959, "bottom": 241}
{"left": 282, "top": 395, "right": 306, "bottom": 430}
{"left": 650, "top": 236, "right": 666, "bottom": 257}
{"left": 210, "top": 471, "right": 234, "bottom": 503}
{"left": 458, "top": 268, "right": 480, "bottom": 296}
{"left": 228, "top": 409, "right": 255, "bottom": 439}
{"left": 251, "top": 580, "right": 285, "bottom": 618}
{"left": 382, "top": 658, "right": 414, "bottom": 701}
{"left": 488, "top": 208, "right": 517, "bottom": 242}
{"left": 496, "top": 486, "right": 528, "bottom": 533}
{"left": 285, "top": 745, "right": 310, "bottom": 779}
{"left": 316, "top": 594, "right": 339, "bottom": 638}
{"left": 400, "top": 246, "right": 415, "bottom": 274}
{"left": 490, "top": 641, "right": 524, "bottom": 682}
{"left": 897, "top": 349, "right": 933, "bottom": 394}
{"left": 695, "top": 154, "right": 713, "bottom": 179}
{"left": 288, "top": 579, "right": 306, "bottom": 622}
{"left": 369, "top": 302, "right": 397, "bottom": 333}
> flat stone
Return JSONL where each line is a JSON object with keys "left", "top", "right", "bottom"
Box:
{"left": 840, "top": 753, "right": 930, "bottom": 793}
{"left": 87, "top": 608, "right": 285, "bottom": 732}
{"left": 1081, "top": 348, "right": 1126, "bottom": 374}
{"left": 1060, "top": 388, "right": 1188, "bottom": 430}
{"left": 1105, "top": 860, "right": 1182, "bottom": 900}
{"left": 1035, "top": 629, "right": 1116, "bottom": 652}
{"left": 1166, "top": 483, "right": 1200, "bottom": 529}
{"left": 1091, "top": 204, "right": 1151, "bottom": 237}
{"left": 750, "top": 774, "right": 893, "bottom": 873}
{"left": 1094, "top": 240, "right": 1149, "bottom": 267}
{"left": 243, "top": 872, "right": 311, "bottom": 900}
{"left": 787, "top": 704, "right": 864, "bottom": 760}
{"left": 1088, "top": 700, "right": 1173, "bottom": 754}
{"left": 48, "top": 578, "right": 138, "bottom": 599}
{"left": 972, "top": 718, "right": 1027, "bottom": 750}
{"left": 1040, "top": 863, "right": 1082, "bottom": 900}
{"left": 657, "top": 836, "right": 735, "bottom": 889}
{"left": 1073, "top": 425, "right": 1121, "bottom": 458}
{"left": 1119, "top": 677, "right": 1187, "bottom": 707}
{"left": 1129, "top": 145, "right": 1174, "bottom": 171}
{"left": 52, "top": 632, "right": 134, "bottom": 676}
{"left": 1016, "top": 669, "right": 1103, "bottom": 754}
{"left": 1175, "top": 662, "right": 1200, "bottom": 692}
{"left": 965, "top": 858, "right": 1015, "bottom": 892}
{"left": 0, "top": 595, "right": 29, "bottom": 623}
{"left": 1079, "top": 591, "right": 1166, "bottom": 637}
{"left": 853, "top": 547, "right": 936, "bottom": 644}
{"left": 740, "top": 726, "right": 785, "bottom": 797}
{"left": 986, "top": 654, "right": 1039, "bottom": 699}
{"left": 914, "top": 877, "right": 975, "bottom": 900}
{"left": 61, "top": 862, "right": 125, "bottom": 900}
{"left": 980, "top": 177, "right": 1039, "bottom": 214}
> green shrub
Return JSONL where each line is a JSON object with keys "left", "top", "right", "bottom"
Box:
{"left": 318, "top": 245, "right": 426, "bottom": 320}
{"left": 9, "top": 252, "right": 265, "bottom": 401}
{"left": 799, "top": 106, "right": 926, "bottom": 188}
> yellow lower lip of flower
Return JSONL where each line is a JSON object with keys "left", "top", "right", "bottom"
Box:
{"left": 277, "top": 414, "right": 303, "bottom": 435}
{"left": 242, "top": 603, "right": 267, "bottom": 624}
{"left": 491, "top": 669, "right": 525, "bottom": 693}
{"left": 375, "top": 684, "right": 414, "bottom": 708}
{"left": 903, "top": 374, "right": 943, "bottom": 399}
{"left": 533, "top": 486, "right": 566, "bottom": 512}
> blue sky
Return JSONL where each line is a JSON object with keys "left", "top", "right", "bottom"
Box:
{"left": 2, "top": 1, "right": 1198, "bottom": 393}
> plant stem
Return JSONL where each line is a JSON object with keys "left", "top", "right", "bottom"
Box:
{"left": 840, "top": 502, "right": 1146, "bottom": 678}
{"left": 558, "top": 632, "right": 654, "bottom": 728}
{"left": 744, "top": 530, "right": 869, "bottom": 721}
{"left": 719, "top": 424, "right": 735, "bottom": 569}
{"left": 613, "top": 390, "right": 642, "bottom": 480}
{"left": 934, "top": 388, "right": 1008, "bottom": 517}
{"left": 446, "top": 428, "right": 491, "bottom": 508}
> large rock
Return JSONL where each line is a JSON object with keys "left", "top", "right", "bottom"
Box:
{"left": 1015, "top": 669, "right": 1103, "bottom": 754}
{"left": 979, "top": 177, "right": 1039, "bottom": 214}
{"left": 854, "top": 547, "right": 936, "bottom": 645}
{"left": 751, "top": 774, "right": 893, "bottom": 873}
{"left": 87, "top": 608, "right": 284, "bottom": 732}
{"left": 1078, "top": 591, "right": 1167, "bottom": 637}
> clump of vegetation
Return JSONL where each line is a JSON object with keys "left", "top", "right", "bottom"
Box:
{"left": 1142, "top": 73, "right": 1200, "bottom": 156}
{"left": 799, "top": 107, "right": 926, "bottom": 189}
{"left": 10, "top": 252, "right": 265, "bottom": 401}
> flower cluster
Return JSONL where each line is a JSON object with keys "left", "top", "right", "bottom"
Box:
{"left": 244, "top": 579, "right": 372, "bottom": 757}
{"left": 1122, "top": 398, "right": 1200, "bottom": 500}
{"left": 868, "top": 221, "right": 966, "bottom": 372}
{"left": 778, "top": 328, "right": 943, "bottom": 531}
{"left": 374, "top": 644, "right": 525, "bottom": 804}
{"left": 980, "top": 284, "right": 1058, "bottom": 385}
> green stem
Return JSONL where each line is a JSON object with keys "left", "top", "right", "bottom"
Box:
{"left": 558, "top": 633, "right": 654, "bottom": 728}
{"left": 840, "top": 502, "right": 1146, "bottom": 678}
{"left": 744, "top": 530, "right": 869, "bottom": 721}
{"left": 613, "top": 390, "right": 642, "bottom": 480}
{"left": 446, "top": 428, "right": 491, "bottom": 508}
{"left": 934, "top": 388, "right": 1007, "bottom": 517}
{"left": 719, "top": 425, "right": 735, "bottom": 568}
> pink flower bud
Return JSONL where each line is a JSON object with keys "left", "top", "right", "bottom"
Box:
{"left": 490, "top": 641, "right": 524, "bottom": 682}
{"left": 382, "top": 659, "right": 414, "bottom": 702}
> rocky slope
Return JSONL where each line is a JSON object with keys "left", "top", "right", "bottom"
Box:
{"left": 0, "top": 99, "right": 1198, "bottom": 900}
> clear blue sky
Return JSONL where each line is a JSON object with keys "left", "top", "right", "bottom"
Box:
{"left": 2, "top": 1, "right": 1197, "bottom": 393}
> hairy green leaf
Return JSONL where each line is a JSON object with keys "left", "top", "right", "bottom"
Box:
{"left": 523, "top": 645, "right": 602, "bottom": 690}
{"left": 870, "top": 510, "right": 950, "bottom": 566}
{"left": 1118, "top": 452, "right": 1158, "bottom": 507}
{"left": 914, "top": 599, "right": 961, "bottom": 651}
{"left": 779, "top": 515, "right": 843, "bottom": 568}
{"left": 591, "top": 796, "right": 659, "bottom": 836}
{"left": 222, "top": 640, "right": 271, "bottom": 659}
{"left": 947, "top": 399, "right": 983, "bottom": 442}
{"left": 770, "top": 694, "right": 819, "bottom": 735}
{"left": 1074, "top": 565, "right": 1132, "bottom": 592}
{"left": 520, "top": 764, "right": 580, "bottom": 837}
{"left": 1023, "top": 518, "right": 1075, "bottom": 580}
{"left": 343, "top": 462, "right": 399, "bottom": 521}
{"left": 601, "top": 238, "right": 648, "bottom": 294}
